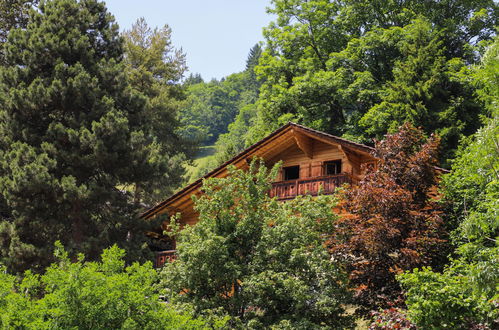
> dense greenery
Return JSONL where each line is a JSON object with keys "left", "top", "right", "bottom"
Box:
{"left": 397, "top": 38, "right": 499, "bottom": 329}
{"left": 0, "top": 0, "right": 38, "bottom": 64}
{"left": 179, "top": 44, "right": 262, "bottom": 147}
{"left": 161, "top": 160, "right": 352, "bottom": 328}
{"left": 0, "top": 243, "right": 210, "bottom": 329}
{"left": 122, "top": 18, "right": 190, "bottom": 204}
{"left": 208, "top": 0, "right": 498, "bottom": 166}
{"left": 0, "top": 0, "right": 184, "bottom": 273}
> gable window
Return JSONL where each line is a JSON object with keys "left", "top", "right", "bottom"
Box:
{"left": 283, "top": 165, "right": 300, "bottom": 180}
{"left": 324, "top": 160, "right": 342, "bottom": 175}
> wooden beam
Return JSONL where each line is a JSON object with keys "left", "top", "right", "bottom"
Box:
{"left": 293, "top": 130, "right": 314, "bottom": 159}
{"left": 299, "top": 129, "right": 375, "bottom": 159}
{"left": 338, "top": 144, "right": 360, "bottom": 161}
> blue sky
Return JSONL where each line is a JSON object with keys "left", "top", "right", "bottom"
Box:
{"left": 104, "top": 0, "right": 273, "bottom": 81}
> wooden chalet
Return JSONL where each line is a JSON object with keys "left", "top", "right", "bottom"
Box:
{"left": 141, "top": 122, "right": 377, "bottom": 267}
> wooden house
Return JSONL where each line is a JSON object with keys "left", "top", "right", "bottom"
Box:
{"left": 141, "top": 122, "right": 378, "bottom": 267}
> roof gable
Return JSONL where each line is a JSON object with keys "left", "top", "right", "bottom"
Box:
{"left": 141, "top": 122, "right": 375, "bottom": 219}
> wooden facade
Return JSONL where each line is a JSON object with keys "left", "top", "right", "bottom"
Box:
{"left": 141, "top": 122, "right": 377, "bottom": 267}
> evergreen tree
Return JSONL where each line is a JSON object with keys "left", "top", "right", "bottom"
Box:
{"left": 0, "top": 0, "right": 38, "bottom": 64}
{"left": 245, "top": 43, "right": 262, "bottom": 72}
{"left": 244, "top": 43, "right": 263, "bottom": 94}
{"left": 123, "top": 18, "right": 190, "bottom": 204}
{"left": 0, "top": 0, "right": 166, "bottom": 273}
{"left": 184, "top": 73, "right": 203, "bottom": 85}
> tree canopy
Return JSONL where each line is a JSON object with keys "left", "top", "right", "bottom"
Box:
{"left": 0, "top": 243, "right": 210, "bottom": 329}
{"left": 330, "top": 123, "right": 449, "bottom": 312}
{"left": 0, "top": 0, "right": 183, "bottom": 273}
{"left": 161, "top": 160, "right": 352, "bottom": 328}
{"left": 242, "top": 0, "right": 498, "bottom": 164}
{"left": 122, "top": 17, "right": 190, "bottom": 204}
{"left": 397, "top": 37, "right": 499, "bottom": 329}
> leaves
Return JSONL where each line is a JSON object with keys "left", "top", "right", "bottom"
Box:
{"left": 330, "top": 123, "right": 448, "bottom": 312}
{"left": 249, "top": 0, "right": 497, "bottom": 161}
{"left": 161, "top": 159, "right": 352, "bottom": 328}
{"left": 0, "top": 0, "right": 160, "bottom": 273}
{"left": 0, "top": 244, "right": 209, "bottom": 329}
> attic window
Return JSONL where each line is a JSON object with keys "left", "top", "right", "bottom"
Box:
{"left": 283, "top": 166, "right": 300, "bottom": 180}
{"left": 324, "top": 160, "right": 342, "bottom": 175}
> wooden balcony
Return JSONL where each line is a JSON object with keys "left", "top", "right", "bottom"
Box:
{"left": 269, "top": 174, "right": 352, "bottom": 200}
{"left": 155, "top": 250, "right": 176, "bottom": 268}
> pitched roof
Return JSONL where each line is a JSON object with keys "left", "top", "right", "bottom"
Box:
{"left": 140, "top": 122, "right": 375, "bottom": 219}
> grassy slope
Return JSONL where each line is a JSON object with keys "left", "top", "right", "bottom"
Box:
{"left": 183, "top": 145, "right": 218, "bottom": 183}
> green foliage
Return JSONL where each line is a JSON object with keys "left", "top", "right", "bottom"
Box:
{"left": 399, "top": 40, "right": 499, "bottom": 329}
{"left": 180, "top": 69, "right": 259, "bottom": 146}
{"left": 443, "top": 37, "right": 499, "bottom": 244}
{"left": 186, "top": 45, "right": 265, "bottom": 178}
{"left": 183, "top": 145, "right": 218, "bottom": 183}
{"left": 213, "top": 103, "right": 258, "bottom": 164}
{"left": 122, "top": 17, "right": 190, "bottom": 204}
{"left": 357, "top": 20, "right": 481, "bottom": 161}
{"left": 399, "top": 255, "right": 498, "bottom": 329}
{"left": 179, "top": 44, "right": 264, "bottom": 173}
{"left": 0, "top": 243, "right": 208, "bottom": 329}
{"left": 161, "top": 160, "right": 352, "bottom": 328}
{"left": 0, "top": 0, "right": 173, "bottom": 272}
{"left": 0, "top": 0, "right": 38, "bottom": 64}
{"left": 474, "top": 36, "right": 499, "bottom": 114}
{"left": 248, "top": 0, "right": 497, "bottom": 162}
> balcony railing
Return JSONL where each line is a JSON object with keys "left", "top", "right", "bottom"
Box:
{"left": 155, "top": 250, "right": 176, "bottom": 268}
{"left": 269, "top": 174, "right": 351, "bottom": 200}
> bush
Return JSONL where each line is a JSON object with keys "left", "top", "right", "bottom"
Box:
{"left": 0, "top": 243, "right": 210, "bottom": 329}
{"left": 369, "top": 308, "right": 416, "bottom": 330}
{"left": 398, "top": 255, "right": 499, "bottom": 329}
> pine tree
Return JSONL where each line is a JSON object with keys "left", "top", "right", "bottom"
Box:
{"left": 0, "top": 0, "right": 165, "bottom": 273}
{"left": 0, "top": 0, "right": 38, "bottom": 64}
{"left": 122, "top": 18, "right": 190, "bottom": 204}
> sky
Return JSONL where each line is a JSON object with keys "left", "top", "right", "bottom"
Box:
{"left": 104, "top": 0, "right": 274, "bottom": 81}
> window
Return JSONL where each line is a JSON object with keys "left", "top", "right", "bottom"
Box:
{"left": 283, "top": 165, "right": 300, "bottom": 180}
{"left": 324, "top": 160, "right": 342, "bottom": 175}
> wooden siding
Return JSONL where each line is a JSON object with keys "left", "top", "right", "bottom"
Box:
{"left": 143, "top": 124, "right": 380, "bottom": 267}
{"left": 267, "top": 140, "right": 352, "bottom": 181}
{"left": 155, "top": 138, "right": 374, "bottom": 227}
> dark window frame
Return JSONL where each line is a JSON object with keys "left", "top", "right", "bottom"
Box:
{"left": 323, "top": 160, "right": 342, "bottom": 176}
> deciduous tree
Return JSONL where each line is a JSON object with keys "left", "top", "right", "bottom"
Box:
{"left": 330, "top": 123, "right": 448, "bottom": 312}
{"left": 0, "top": 243, "right": 211, "bottom": 329}
{"left": 161, "top": 160, "right": 352, "bottom": 328}
{"left": 398, "top": 38, "right": 499, "bottom": 329}
{"left": 250, "top": 0, "right": 497, "bottom": 161}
